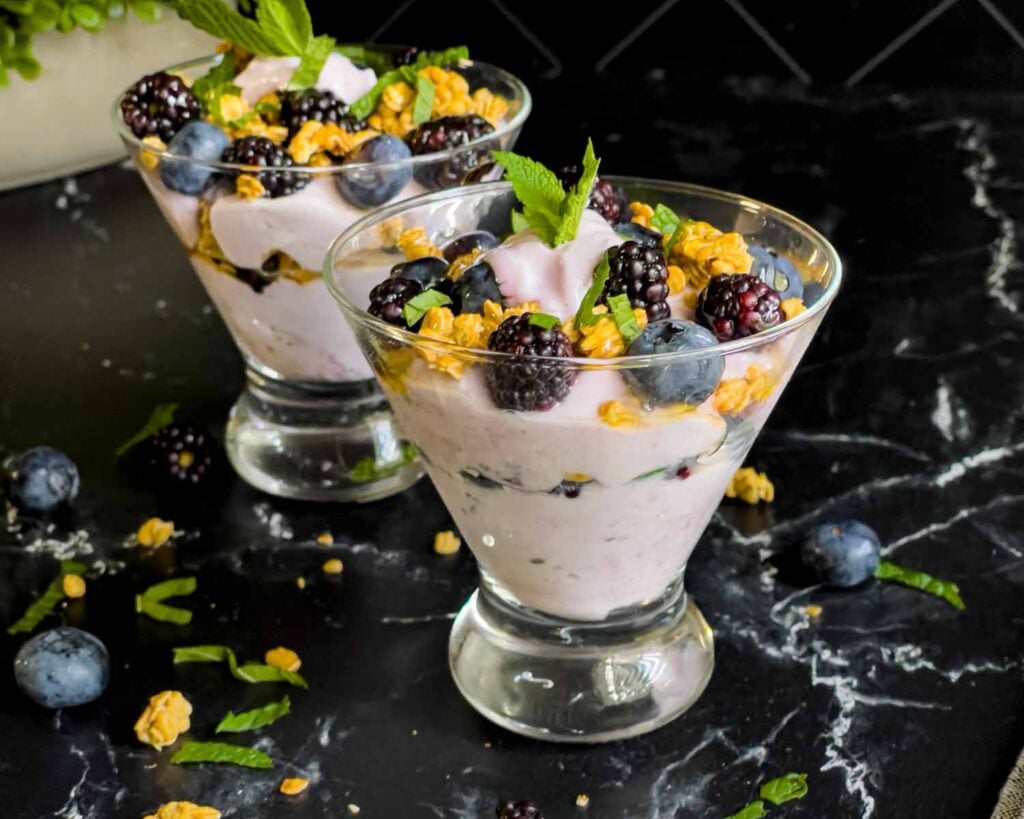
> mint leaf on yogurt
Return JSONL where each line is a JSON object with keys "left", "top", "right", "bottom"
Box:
{"left": 575, "top": 251, "right": 610, "bottom": 328}
{"left": 287, "top": 33, "right": 336, "bottom": 90}
{"left": 402, "top": 289, "right": 453, "bottom": 326}
{"left": 874, "top": 561, "right": 965, "bottom": 609}
{"left": 412, "top": 74, "right": 435, "bottom": 124}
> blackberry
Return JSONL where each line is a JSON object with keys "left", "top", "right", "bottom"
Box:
{"left": 604, "top": 241, "right": 670, "bottom": 321}
{"left": 120, "top": 71, "right": 201, "bottom": 141}
{"left": 278, "top": 89, "right": 365, "bottom": 137}
{"left": 143, "top": 423, "right": 216, "bottom": 486}
{"left": 392, "top": 46, "right": 419, "bottom": 66}
{"left": 696, "top": 273, "right": 782, "bottom": 341}
{"left": 406, "top": 115, "right": 496, "bottom": 189}
{"left": 486, "top": 314, "right": 577, "bottom": 412}
{"left": 368, "top": 277, "right": 423, "bottom": 326}
{"left": 556, "top": 165, "right": 621, "bottom": 224}
{"left": 496, "top": 800, "right": 543, "bottom": 819}
{"left": 221, "top": 136, "right": 310, "bottom": 198}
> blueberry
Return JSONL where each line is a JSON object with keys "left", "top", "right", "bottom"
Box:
{"left": 802, "top": 281, "right": 825, "bottom": 306}
{"left": 15, "top": 627, "right": 110, "bottom": 708}
{"left": 802, "top": 520, "right": 881, "bottom": 587}
{"left": 747, "top": 244, "right": 804, "bottom": 301}
{"left": 613, "top": 221, "right": 662, "bottom": 248}
{"left": 159, "top": 121, "right": 230, "bottom": 196}
{"left": 455, "top": 261, "right": 503, "bottom": 314}
{"left": 336, "top": 135, "right": 413, "bottom": 208}
{"left": 622, "top": 320, "right": 724, "bottom": 406}
{"left": 4, "top": 446, "right": 79, "bottom": 513}
{"left": 442, "top": 230, "right": 499, "bottom": 262}
{"left": 391, "top": 256, "right": 449, "bottom": 290}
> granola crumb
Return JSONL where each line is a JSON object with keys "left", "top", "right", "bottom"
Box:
{"left": 62, "top": 574, "right": 86, "bottom": 599}
{"left": 433, "top": 530, "right": 461, "bottom": 555}
{"left": 296, "top": 576, "right": 306, "bottom": 590}
{"left": 805, "top": 604, "right": 823, "bottom": 618}
{"left": 322, "top": 558, "right": 344, "bottom": 575}
{"left": 143, "top": 802, "right": 221, "bottom": 819}
{"left": 279, "top": 777, "right": 309, "bottom": 796}
{"left": 134, "top": 690, "right": 191, "bottom": 749}
{"left": 576, "top": 794, "right": 591, "bottom": 808}
{"left": 139, "top": 135, "right": 166, "bottom": 171}
{"left": 724, "top": 467, "right": 775, "bottom": 505}
{"left": 781, "top": 297, "right": 808, "bottom": 320}
{"left": 236, "top": 173, "right": 266, "bottom": 199}
{"left": 265, "top": 646, "right": 302, "bottom": 672}
{"left": 137, "top": 517, "right": 175, "bottom": 548}
{"left": 316, "top": 532, "right": 334, "bottom": 545}
{"left": 347, "top": 805, "right": 361, "bottom": 815}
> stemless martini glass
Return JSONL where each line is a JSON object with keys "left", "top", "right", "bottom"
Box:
{"left": 114, "top": 52, "right": 530, "bottom": 501}
{"left": 326, "top": 180, "right": 841, "bottom": 741}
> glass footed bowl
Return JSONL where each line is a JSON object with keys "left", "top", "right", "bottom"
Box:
{"left": 113, "top": 51, "right": 530, "bottom": 502}
{"left": 325, "top": 179, "right": 841, "bottom": 741}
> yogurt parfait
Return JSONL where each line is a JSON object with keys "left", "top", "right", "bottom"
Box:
{"left": 113, "top": 0, "right": 530, "bottom": 501}
{"left": 326, "top": 144, "right": 841, "bottom": 741}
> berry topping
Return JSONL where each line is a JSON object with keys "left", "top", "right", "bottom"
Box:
{"left": 802, "top": 520, "right": 881, "bottom": 588}
{"left": 222, "top": 136, "right": 310, "bottom": 199}
{"left": 279, "top": 88, "right": 364, "bottom": 137}
{"left": 623, "top": 320, "right": 724, "bottom": 406}
{"left": 486, "top": 314, "right": 577, "bottom": 412}
{"left": 142, "top": 423, "right": 217, "bottom": 486}
{"left": 336, "top": 135, "right": 413, "bottom": 208}
{"left": 159, "top": 121, "right": 230, "bottom": 196}
{"left": 392, "top": 46, "right": 419, "bottom": 66}
{"left": 442, "top": 230, "right": 499, "bottom": 262}
{"left": 406, "top": 114, "right": 496, "bottom": 189}
{"left": 748, "top": 244, "right": 804, "bottom": 301}
{"left": 368, "top": 277, "right": 423, "bottom": 326}
{"left": 613, "top": 221, "right": 662, "bottom": 248}
{"left": 120, "top": 71, "right": 201, "bottom": 141}
{"left": 15, "top": 628, "right": 110, "bottom": 709}
{"left": 605, "top": 240, "right": 670, "bottom": 321}
{"left": 557, "top": 165, "right": 621, "bottom": 224}
{"left": 390, "top": 256, "right": 450, "bottom": 291}
{"left": 454, "top": 260, "right": 503, "bottom": 314}
{"left": 496, "top": 800, "right": 543, "bottom": 819}
{"left": 3, "top": 446, "right": 79, "bottom": 513}
{"left": 696, "top": 273, "right": 782, "bottom": 341}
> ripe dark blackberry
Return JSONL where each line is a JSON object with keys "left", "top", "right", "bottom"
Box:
{"left": 406, "top": 115, "right": 496, "bottom": 189}
{"left": 696, "top": 273, "right": 782, "bottom": 341}
{"left": 221, "top": 136, "right": 310, "bottom": 198}
{"left": 392, "top": 46, "right": 419, "bottom": 66}
{"left": 120, "top": 72, "right": 201, "bottom": 141}
{"left": 278, "top": 89, "right": 365, "bottom": 137}
{"left": 143, "top": 423, "right": 216, "bottom": 486}
{"left": 486, "top": 314, "right": 577, "bottom": 412}
{"left": 496, "top": 800, "right": 543, "bottom": 819}
{"left": 368, "top": 277, "right": 423, "bottom": 326}
{"left": 556, "top": 165, "right": 621, "bottom": 224}
{"left": 604, "top": 240, "right": 670, "bottom": 321}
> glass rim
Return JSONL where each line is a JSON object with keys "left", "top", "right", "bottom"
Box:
{"left": 324, "top": 177, "right": 844, "bottom": 370}
{"left": 110, "top": 50, "right": 532, "bottom": 174}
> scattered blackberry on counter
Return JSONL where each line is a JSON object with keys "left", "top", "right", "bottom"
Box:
{"left": 406, "top": 115, "right": 496, "bottom": 189}
{"left": 3, "top": 446, "right": 79, "bottom": 513}
{"left": 486, "top": 314, "right": 577, "bottom": 412}
{"left": 748, "top": 244, "right": 804, "bottom": 301}
{"left": 222, "top": 136, "right": 310, "bottom": 198}
{"left": 120, "top": 71, "right": 201, "bottom": 141}
{"left": 443, "top": 230, "right": 499, "bottom": 262}
{"left": 613, "top": 221, "right": 662, "bottom": 248}
{"left": 604, "top": 240, "right": 670, "bottom": 321}
{"left": 392, "top": 46, "right": 419, "bottom": 66}
{"left": 279, "top": 88, "right": 365, "bottom": 137}
{"left": 369, "top": 277, "right": 423, "bottom": 326}
{"left": 696, "top": 273, "right": 782, "bottom": 341}
{"left": 496, "top": 799, "right": 543, "bottom": 819}
{"left": 557, "top": 165, "right": 621, "bottom": 224}
{"left": 623, "top": 319, "right": 723, "bottom": 405}
{"left": 143, "top": 423, "right": 217, "bottom": 486}
{"left": 802, "top": 520, "right": 881, "bottom": 587}
{"left": 390, "top": 256, "right": 449, "bottom": 291}
{"left": 454, "top": 260, "right": 503, "bottom": 314}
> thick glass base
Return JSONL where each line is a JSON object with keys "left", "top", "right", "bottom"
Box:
{"left": 225, "top": 368, "right": 422, "bottom": 502}
{"left": 449, "top": 574, "right": 714, "bottom": 743}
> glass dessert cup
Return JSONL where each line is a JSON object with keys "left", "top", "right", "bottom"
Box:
{"left": 113, "top": 53, "right": 531, "bottom": 502}
{"left": 326, "top": 180, "right": 841, "bottom": 741}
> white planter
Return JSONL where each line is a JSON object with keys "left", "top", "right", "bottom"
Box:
{"left": 0, "top": 13, "right": 215, "bottom": 191}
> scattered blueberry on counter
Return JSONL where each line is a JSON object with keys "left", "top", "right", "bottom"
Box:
{"left": 801, "top": 520, "right": 881, "bottom": 588}
{"left": 3, "top": 446, "right": 79, "bottom": 513}
{"left": 14, "top": 627, "right": 110, "bottom": 709}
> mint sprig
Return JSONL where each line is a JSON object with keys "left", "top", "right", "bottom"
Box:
{"left": 553, "top": 139, "right": 599, "bottom": 245}
{"left": 607, "top": 293, "right": 642, "bottom": 345}
{"left": 348, "top": 46, "right": 469, "bottom": 120}
{"left": 874, "top": 561, "right": 965, "bottom": 609}
{"left": 287, "top": 33, "right": 335, "bottom": 91}
{"left": 575, "top": 251, "right": 610, "bottom": 328}
{"left": 170, "top": 740, "right": 273, "bottom": 769}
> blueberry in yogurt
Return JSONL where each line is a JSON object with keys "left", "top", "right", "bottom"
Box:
{"left": 748, "top": 243, "right": 804, "bottom": 301}
{"left": 623, "top": 320, "right": 723, "bottom": 406}
{"left": 336, "top": 135, "right": 413, "bottom": 208}
{"left": 160, "top": 121, "right": 230, "bottom": 195}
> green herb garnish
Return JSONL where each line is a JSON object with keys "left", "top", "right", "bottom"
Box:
{"left": 216, "top": 695, "right": 291, "bottom": 733}
{"left": 170, "top": 740, "right": 273, "bottom": 769}
{"left": 575, "top": 251, "right": 610, "bottom": 328}
{"left": 401, "top": 289, "right": 452, "bottom": 326}
{"left": 412, "top": 74, "right": 435, "bottom": 124}
{"left": 874, "top": 561, "right": 965, "bottom": 609}
{"left": 115, "top": 402, "right": 178, "bottom": 456}
{"left": 173, "top": 644, "right": 309, "bottom": 688}
{"left": 759, "top": 773, "right": 809, "bottom": 805}
{"left": 527, "top": 313, "right": 560, "bottom": 330}
{"left": 286, "top": 33, "right": 335, "bottom": 91}
{"left": 724, "top": 801, "right": 766, "bottom": 819}
{"left": 190, "top": 56, "right": 242, "bottom": 123}
{"left": 492, "top": 139, "right": 600, "bottom": 248}
{"left": 135, "top": 576, "right": 196, "bottom": 625}
{"left": 631, "top": 466, "right": 667, "bottom": 481}
{"left": 8, "top": 560, "right": 87, "bottom": 635}
{"left": 607, "top": 293, "right": 642, "bottom": 345}
{"left": 348, "top": 46, "right": 469, "bottom": 120}
{"left": 332, "top": 44, "right": 393, "bottom": 75}
{"left": 510, "top": 210, "right": 529, "bottom": 233}
{"left": 650, "top": 203, "right": 681, "bottom": 236}
{"left": 348, "top": 441, "right": 418, "bottom": 483}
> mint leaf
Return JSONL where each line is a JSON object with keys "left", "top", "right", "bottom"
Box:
{"left": 874, "top": 561, "right": 965, "bottom": 609}
{"left": 349, "top": 69, "right": 400, "bottom": 119}
{"left": 553, "top": 139, "right": 600, "bottom": 245}
{"left": 510, "top": 210, "right": 529, "bottom": 233}
{"left": 140, "top": 576, "right": 197, "bottom": 603}
{"left": 7, "top": 559, "right": 88, "bottom": 635}
{"left": 256, "top": 0, "right": 310, "bottom": 55}
{"left": 216, "top": 695, "right": 291, "bottom": 734}
{"left": 115, "top": 403, "right": 178, "bottom": 456}
{"left": 724, "top": 801, "right": 766, "bottom": 819}
{"left": 759, "top": 773, "right": 808, "bottom": 805}
{"left": 650, "top": 203, "right": 680, "bottom": 237}
{"left": 491, "top": 149, "right": 564, "bottom": 246}
{"left": 333, "top": 44, "right": 393, "bottom": 75}
{"left": 607, "top": 293, "right": 642, "bottom": 344}
{"left": 349, "top": 441, "right": 418, "bottom": 483}
{"left": 173, "top": 644, "right": 309, "bottom": 688}
{"left": 411, "top": 45, "right": 469, "bottom": 68}
{"left": 287, "top": 33, "right": 334, "bottom": 90}
{"left": 412, "top": 74, "right": 435, "bottom": 124}
{"left": 528, "top": 313, "right": 560, "bottom": 330}
{"left": 135, "top": 576, "right": 196, "bottom": 625}
{"left": 171, "top": 740, "right": 273, "bottom": 769}
{"left": 402, "top": 288, "right": 452, "bottom": 326}
{"left": 575, "top": 252, "right": 610, "bottom": 328}
{"left": 173, "top": 644, "right": 230, "bottom": 663}
{"left": 169, "top": 0, "right": 284, "bottom": 55}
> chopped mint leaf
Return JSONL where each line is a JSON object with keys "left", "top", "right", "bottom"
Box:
{"left": 510, "top": 210, "right": 529, "bottom": 233}
{"left": 724, "top": 801, "right": 766, "bottom": 819}
{"left": 333, "top": 44, "right": 393, "bottom": 75}
{"left": 171, "top": 740, "right": 273, "bottom": 769}
{"left": 528, "top": 313, "right": 560, "bottom": 330}
{"left": 7, "top": 560, "right": 87, "bottom": 635}
{"left": 411, "top": 45, "right": 469, "bottom": 68}
{"left": 169, "top": 0, "right": 286, "bottom": 56}
{"left": 632, "top": 466, "right": 667, "bottom": 481}
{"left": 135, "top": 576, "right": 197, "bottom": 625}
{"left": 349, "top": 69, "right": 401, "bottom": 120}
{"left": 349, "top": 441, "right": 418, "bottom": 483}
{"left": 412, "top": 74, "right": 435, "bottom": 124}
{"left": 491, "top": 149, "right": 564, "bottom": 246}
{"left": 575, "top": 251, "right": 610, "bottom": 327}
{"left": 874, "top": 561, "right": 965, "bottom": 609}
{"left": 216, "top": 695, "right": 291, "bottom": 734}
{"left": 759, "top": 773, "right": 808, "bottom": 805}
{"left": 401, "top": 288, "right": 452, "bottom": 326}
{"left": 287, "top": 33, "right": 335, "bottom": 90}
{"left": 115, "top": 402, "right": 178, "bottom": 456}
{"left": 348, "top": 47, "right": 468, "bottom": 120}
{"left": 650, "top": 203, "right": 680, "bottom": 237}
{"left": 553, "top": 138, "right": 600, "bottom": 245}
{"left": 255, "top": 0, "right": 310, "bottom": 56}
{"left": 173, "top": 644, "right": 309, "bottom": 688}
{"left": 607, "top": 293, "right": 642, "bottom": 344}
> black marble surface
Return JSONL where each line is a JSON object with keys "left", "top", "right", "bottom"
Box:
{"left": 3, "top": 75, "right": 1024, "bottom": 819}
